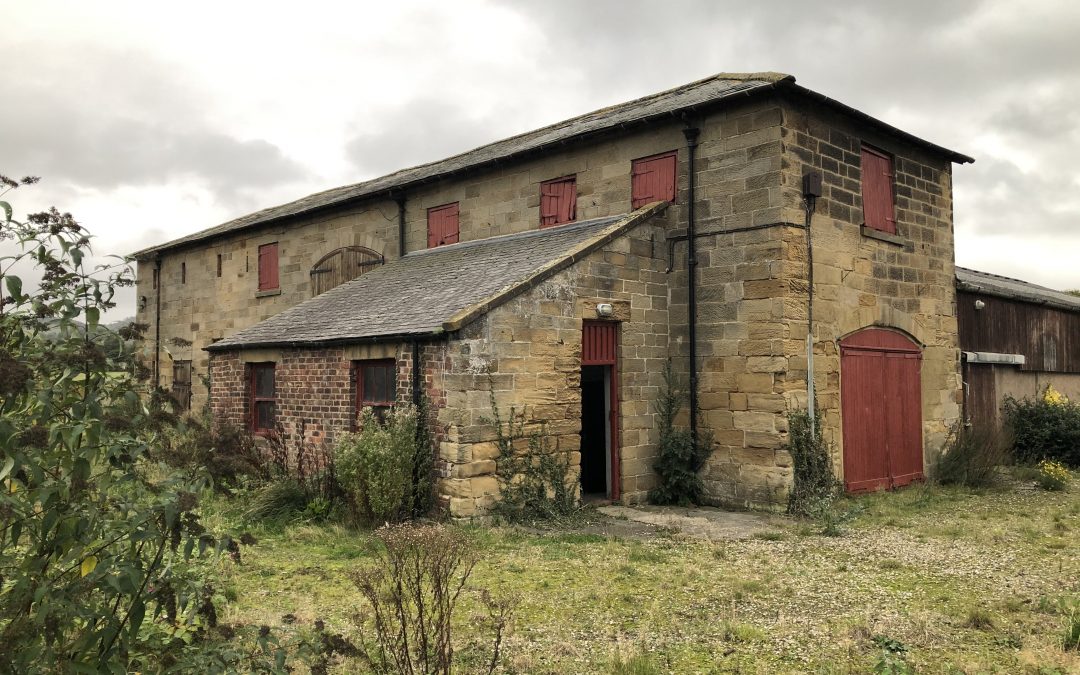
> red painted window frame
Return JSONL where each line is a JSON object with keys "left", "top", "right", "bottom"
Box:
{"left": 427, "top": 203, "right": 460, "bottom": 248}
{"left": 631, "top": 150, "right": 677, "bottom": 209}
{"left": 539, "top": 175, "right": 577, "bottom": 228}
{"left": 249, "top": 362, "right": 276, "bottom": 435}
{"left": 258, "top": 242, "right": 279, "bottom": 291}
{"left": 860, "top": 144, "right": 897, "bottom": 234}
{"left": 355, "top": 359, "right": 397, "bottom": 421}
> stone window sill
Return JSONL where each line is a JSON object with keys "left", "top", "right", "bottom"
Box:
{"left": 255, "top": 289, "right": 281, "bottom": 298}
{"left": 861, "top": 225, "right": 911, "bottom": 250}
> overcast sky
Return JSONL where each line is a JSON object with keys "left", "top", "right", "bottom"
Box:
{"left": 4, "top": 0, "right": 1079, "bottom": 319}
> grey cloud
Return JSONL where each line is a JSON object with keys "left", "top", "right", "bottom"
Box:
{"left": 344, "top": 98, "right": 517, "bottom": 176}
{"left": 0, "top": 46, "right": 305, "bottom": 196}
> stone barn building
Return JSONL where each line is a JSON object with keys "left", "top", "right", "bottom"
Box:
{"left": 133, "top": 72, "right": 974, "bottom": 515}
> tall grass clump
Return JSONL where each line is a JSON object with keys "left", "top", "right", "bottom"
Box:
{"left": 785, "top": 410, "right": 840, "bottom": 518}
{"left": 931, "top": 422, "right": 1010, "bottom": 488}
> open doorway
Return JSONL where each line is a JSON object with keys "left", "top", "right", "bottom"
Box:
{"left": 580, "top": 320, "right": 620, "bottom": 500}
{"left": 580, "top": 365, "right": 611, "bottom": 497}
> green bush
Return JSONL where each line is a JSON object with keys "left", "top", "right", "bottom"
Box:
{"left": 785, "top": 410, "right": 841, "bottom": 518}
{"left": 486, "top": 393, "right": 578, "bottom": 523}
{"left": 1003, "top": 392, "right": 1080, "bottom": 468}
{"left": 0, "top": 178, "right": 287, "bottom": 670}
{"left": 649, "top": 361, "right": 713, "bottom": 506}
{"left": 160, "top": 407, "right": 268, "bottom": 490}
{"left": 931, "top": 423, "right": 1010, "bottom": 487}
{"left": 335, "top": 404, "right": 421, "bottom": 524}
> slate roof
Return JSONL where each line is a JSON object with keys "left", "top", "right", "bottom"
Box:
{"left": 956, "top": 267, "right": 1080, "bottom": 313}
{"left": 207, "top": 204, "right": 667, "bottom": 350}
{"left": 135, "top": 71, "right": 972, "bottom": 259}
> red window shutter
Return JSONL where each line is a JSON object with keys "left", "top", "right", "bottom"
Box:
{"left": 540, "top": 176, "right": 576, "bottom": 228}
{"left": 861, "top": 146, "right": 896, "bottom": 234}
{"left": 258, "top": 243, "right": 279, "bottom": 291}
{"left": 427, "top": 203, "right": 459, "bottom": 248}
{"left": 631, "top": 151, "right": 677, "bottom": 209}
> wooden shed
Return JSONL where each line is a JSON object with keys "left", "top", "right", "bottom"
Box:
{"left": 956, "top": 267, "right": 1080, "bottom": 428}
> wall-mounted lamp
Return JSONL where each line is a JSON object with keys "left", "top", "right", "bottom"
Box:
{"left": 596, "top": 303, "right": 614, "bottom": 317}
{"left": 974, "top": 299, "right": 986, "bottom": 311}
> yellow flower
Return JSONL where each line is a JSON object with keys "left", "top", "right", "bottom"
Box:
{"left": 1043, "top": 385, "right": 1068, "bottom": 406}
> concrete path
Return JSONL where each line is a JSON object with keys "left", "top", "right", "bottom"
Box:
{"left": 597, "top": 504, "right": 786, "bottom": 540}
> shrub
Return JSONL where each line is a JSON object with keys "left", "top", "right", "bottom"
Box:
{"left": 931, "top": 422, "right": 1011, "bottom": 488}
{"left": 160, "top": 407, "right": 268, "bottom": 490}
{"left": 0, "top": 178, "right": 285, "bottom": 670}
{"left": 649, "top": 361, "right": 713, "bottom": 506}
{"left": 350, "top": 523, "right": 512, "bottom": 674}
{"left": 486, "top": 392, "right": 578, "bottom": 523}
{"left": 1036, "top": 459, "right": 1071, "bottom": 491}
{"left": 335, "top": 404, "right": 420, "bottom": 524}
{"left": 1004, "top": 388, "right": 1080, "bottom": 468}
{"left": 785, "top": 410, "right": 841, "bottom": 518}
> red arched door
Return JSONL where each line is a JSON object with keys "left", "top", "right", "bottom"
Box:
{"left": 840, "top": 328, "right": 924, "bottom": 492}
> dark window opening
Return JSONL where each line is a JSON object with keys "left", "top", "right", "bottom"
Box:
{"left": 631, "top": 150, "right": 677, "bottom": 209}
{"left": 152, "top": 267, "right": 159, "bottom": 290}
{"left": 172, "top": 360, "right": 192, "bottom": 412}
{"left": 427, "top": 203, "right": 460, "bottom": 248}
{"left": 355, "top": 359, "right": 396, "bottom": 421}
{"left": 181, "top": 262, "right": 186, "bottom": 284}
{"left": 540, "top": 176, "right": 577, "bottom": 228}
{"left": 216, "top": 253, "right": 223, "bottom": 278}
{"left": 250, "top": 363, "right": 275, "bottom": 434}
{"left": 861, "top": 145, "right": 897, "bottom": 234}
{"left": 258, "top": 243, "right": 279, "bottom": 291}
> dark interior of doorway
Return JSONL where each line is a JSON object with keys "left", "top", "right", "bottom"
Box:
{"left": 580, "top": 365, "right": 608, "bottom": 496}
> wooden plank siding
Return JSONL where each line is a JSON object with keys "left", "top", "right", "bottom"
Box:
{"left": 957, "top": 291, "right": 1080, "bottom": 373}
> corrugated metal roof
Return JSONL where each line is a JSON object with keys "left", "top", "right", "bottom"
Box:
{"left": 135, "top": 71, "right": 972, "bottom": 259}
{"left": 207, "top": 203, "right": 667, "bottom": 350}
{"left": 956, "top": 266, "right": 1080, "bottom": 313}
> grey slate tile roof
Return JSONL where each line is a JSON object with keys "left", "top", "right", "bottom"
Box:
{"left": 207, "top": 204, "right": 666, "bottom": 351}
{"left": 956, "top": 267, "right": 1080, "bottom": 313}
{"left": 135, "top": 71, "right": 971, "bottom": 259}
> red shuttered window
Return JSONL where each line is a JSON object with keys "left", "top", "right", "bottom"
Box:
{"left": 861, "top": 145, "right": 897, "bottom": 234}
{"left": 258, "top": 243, "right": 279, "bottom": 291}
{"left": 427, "top": 203, "right": 460, "bottom": 248}
{"left": 631, "top": 150, "right": 677, "bottom": 209}
{"left": 539, "top": 176, "right": 577, "bottom": 228}
{"left": 355, "top": 359, "right": 397, "bottom": 421}
{"left": 249, "top": 363, "right": 275, "bottom": 434}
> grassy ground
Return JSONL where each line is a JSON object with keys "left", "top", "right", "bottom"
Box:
{"left": 202, "top": 479, "right": 1080, "bottom": 674}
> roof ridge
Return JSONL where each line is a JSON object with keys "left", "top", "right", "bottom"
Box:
{"left": 403, "top": 215, "right": 622, "bottom": 259}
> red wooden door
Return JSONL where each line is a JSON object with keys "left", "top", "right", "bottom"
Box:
{"left": 840, "top": 329, "right": 924, "bottom": 492}
{"left": 582, "top": 321, "right": 620, "bottom": 500}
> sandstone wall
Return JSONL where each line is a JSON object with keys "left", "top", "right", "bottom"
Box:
{"left": 137, "top": 200, "right": 399, "bottom": 410}
{"left": 434, "top": 217, "right": 672, "bottom": 516}
{"left": 778, "top": 98, "right": 962, "bottom": 484}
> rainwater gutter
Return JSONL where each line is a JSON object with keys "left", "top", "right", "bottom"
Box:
{"left": 396, "top": 195, "right": 407, "bottom": 258}
{"left": 411, "top": 340, "right": 421, "bottom": 406}
{"left": 154, "top": 256, "right": 162, "bottom": 390}
{"left": 683, "top": 126, "right": 701, "bottom": 442}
